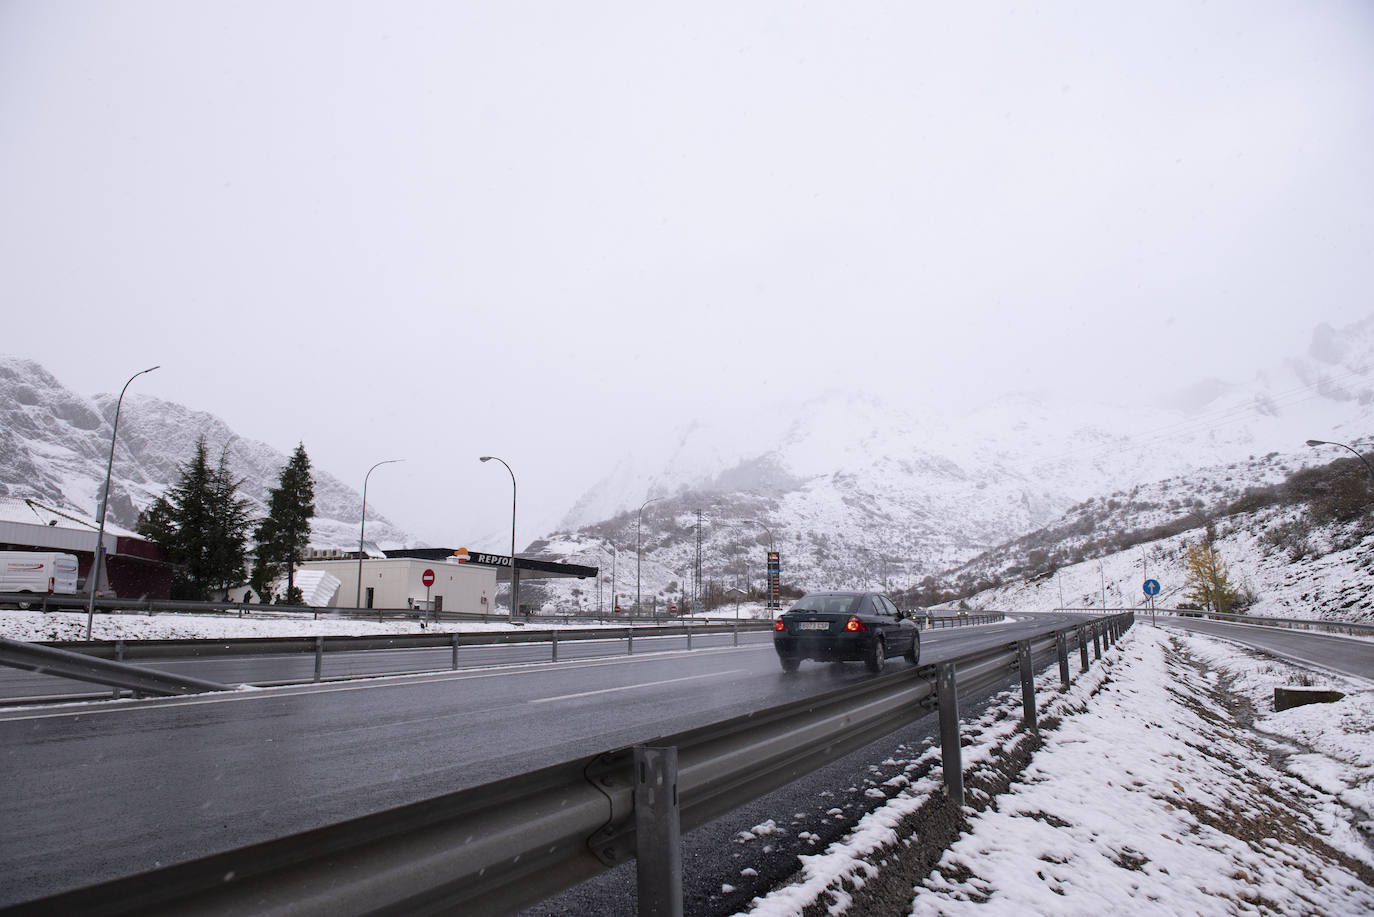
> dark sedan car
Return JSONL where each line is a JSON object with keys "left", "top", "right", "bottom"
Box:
{"left": 773, "top": 591, "right": 920, "bottom": 673}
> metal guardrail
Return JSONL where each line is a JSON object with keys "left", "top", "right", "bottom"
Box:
{"left": 0, "top": 615, "right": 1000, "bottom": 702}
{"left": 0, "top": 623, "right": 775, "bottom": 701}
{"left": 5, "top": 616, "right": 997, "bottom": 694}
{"left": 37, "top": 621, "right": 771, "bottom": 659}
{"left": 1145, "top": 608, "right": 1374, "bottom": 637}
{"left": 2, "top": 592, "right": 1006, "bottom": 630}
{"left": 4, "top": 613, "right": 1134, "bottom": 916}
{"left": 921, "top": 612, "right": 1002, "bottom": 629}
{"left": 1056, "top": 606, "right": 1373, "bottom": 638}
{"left": 0, "top": 638, "right": 233, "bottom": 697}
{"left": 0, "top": 591, "right": 663, "bottom": 625}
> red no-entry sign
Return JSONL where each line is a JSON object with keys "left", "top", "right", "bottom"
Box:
{"left": 422, "top": 569, "right": 435, "bottom": 587}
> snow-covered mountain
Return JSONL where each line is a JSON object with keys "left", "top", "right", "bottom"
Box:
{"left": 0, "top": 358, "right": 414, "bottom": 548}
{"left": 940, "top": 443, "right": 1373, "bottom": 625}
{"left": 530, "top": 317, "right": 1374, "bottom": 608}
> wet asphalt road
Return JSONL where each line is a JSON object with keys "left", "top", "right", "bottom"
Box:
{"left": 1157, "top": 615, "right": 1374, "bottom": 680}
{"left": 0, "top": 614, "right": 1089, "bottom": 907}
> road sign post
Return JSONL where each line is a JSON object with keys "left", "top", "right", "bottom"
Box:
{"left": 1143, "top": 579, "right": 1160, "bottom": 624}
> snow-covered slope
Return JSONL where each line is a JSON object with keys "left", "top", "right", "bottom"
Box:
{"left": 934, "top": 444, "right": 1374, "bottom": 624}
{"left": 534, "top": 317, "right": 1373, "bottom": 606}
{"left": 0, "top": 357, "right": 414, "bottom": 549}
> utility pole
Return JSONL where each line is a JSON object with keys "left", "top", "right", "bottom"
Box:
{"left": 694, "top": 509, "right": 702, "bottom": 610}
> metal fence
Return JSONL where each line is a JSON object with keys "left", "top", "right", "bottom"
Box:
{"left": 6, "top": 613, "right": 1134, "bottom": 916}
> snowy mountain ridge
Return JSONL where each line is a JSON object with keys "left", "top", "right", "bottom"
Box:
{"left": 0, "top": 358, "right": 414, "bottom": 549}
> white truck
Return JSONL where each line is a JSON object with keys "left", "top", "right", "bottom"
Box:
{"left": 0, "top": 551, "right": 80, "bottom": 598}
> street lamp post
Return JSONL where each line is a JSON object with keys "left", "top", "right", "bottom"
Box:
{"left": 480, "top": 456, "right": 516, "bottom": 624}
{"left": 739, "top": 519, "right": 775, "bottom": 551}
{"left": 356, "top": 459, "right": 403, "bottom": 609}
{"left": 480, "top": 456, "right": 519, "bottom": 624}
{"left": 1306, "top": 439, "right": 1374, "bottom": 483}
{"left": 86, "top": 365, "right": 159, "bottom": 640}
{"left": 636, "top": 496, "right": 664, "bottom": 620}
{"left": 596, "top": 541, "right": 618, "bottom": 617}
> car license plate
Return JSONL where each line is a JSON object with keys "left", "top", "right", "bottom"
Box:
{"left": 798, "top": 621, "right": 830, "bottom": 631}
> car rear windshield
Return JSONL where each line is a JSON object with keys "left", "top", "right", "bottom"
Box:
{"left": 789, "top": 594, "right": 861, "bottom": 615}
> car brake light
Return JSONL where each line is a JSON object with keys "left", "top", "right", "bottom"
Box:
{"left": 774, "top": 620, "right": 785, "bottom": 631}
{"left": 846, "top": 617, "right": 866, "bottom": 632}
{"left": 48, "top": 576, "right": 55, "bottom": 593}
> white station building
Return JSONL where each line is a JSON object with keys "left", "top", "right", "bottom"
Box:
{"left": 297, "top": 548, "right": 596, "bottom": 614}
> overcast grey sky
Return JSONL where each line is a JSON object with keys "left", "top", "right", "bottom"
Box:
{"left": 3, "top": 1, "right": 1372, "bottom": 547}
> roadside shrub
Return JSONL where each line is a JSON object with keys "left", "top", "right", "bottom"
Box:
{"left": 1285, "top": 458, "right": 1374, "bottom": 524}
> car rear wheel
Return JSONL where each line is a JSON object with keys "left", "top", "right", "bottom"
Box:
{"left": 778, "top": 654, "right": 800, "bottom": 674}
{"left": 865, "top": 639, "right": 885, "bottom": 673}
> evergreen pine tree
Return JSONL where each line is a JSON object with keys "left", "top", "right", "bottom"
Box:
{"left": 205, "top": 445, "right": 253, "bottom": 597}
{"left": 254, "top": 444, "right": 316, "bottom": 604}
{"left": 137, "top": 437, "right": 252, "bottom": 600}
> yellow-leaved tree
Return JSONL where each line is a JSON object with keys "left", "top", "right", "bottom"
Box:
{"left": 1182, "top": 540, "right": 1244, "bottom": 614}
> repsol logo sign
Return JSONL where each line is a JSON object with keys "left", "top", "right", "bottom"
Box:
{"left": 466, "top": 552, "right": 512, "bottom": 567}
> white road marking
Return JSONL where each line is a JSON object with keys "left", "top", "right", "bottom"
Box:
{"left": 529, "top": 670, "right": 748, "bottom": 704}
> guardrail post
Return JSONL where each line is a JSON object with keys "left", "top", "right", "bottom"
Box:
{"left": 733, "top": 621, "right": 739, "bottom": 647}
{"left": 628, "top": 631, "right": 634, "bottom": 655}
{"left": 1092, "top": 625, "right": 1102, "bottom": 660}
{"left": 1056, "top": 631, "right": 1070, "bottom": 690}
{"left": 113, "top": 639, "right": 125, "bottom": 698}
{"left": 1018, "top": 641, "right": 1037, "bottom": 734}
{"left": 552, "top": 630, "right": 559, "bottom": 663}
{"left": 314, "top": 636, "right": 324, "bottom": 682}
{"left": 686, "top": 622, "right": 692, "bottom": 651}
{"left": 451, "top": 633, "right": 460, "bottom": 670}
{"left": 634, "top": 745, "right": 683, "bottom": 917}
{"left": 1078, "top": 626, "right": 1090, "bottom": 672}
{"left": 936, "top": 662, "right": 964, "bottom": 808}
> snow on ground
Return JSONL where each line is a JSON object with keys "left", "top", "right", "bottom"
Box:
{"left": 0, "top": 610, "right": 645, "bottom": 642}
{"left": 946, "top": 510, "right": 1373, "bottom": 625}
{"left": 736, "top": 623, "right": 1374, "bottom": 916}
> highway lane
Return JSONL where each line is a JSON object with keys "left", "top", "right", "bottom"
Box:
{"left": 0, "top": 613, "right": 1088, "bottom": 907}
{"left": 1156, "top": 616, "right": 1374, "bottom": 680}
{"left": 0, "top": 630, "right": 771, "bottom": 700}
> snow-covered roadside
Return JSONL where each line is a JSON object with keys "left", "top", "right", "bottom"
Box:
{"left": 950, "top": 510, "right": 1373, "bottom": 625}
{"left": 0, "top": 610, "right": 638, "bottom": 642}
{"left": 735, "top": 624, "right": 1374, "bottom": 916}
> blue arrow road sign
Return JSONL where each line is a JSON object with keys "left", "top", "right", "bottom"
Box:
{"left": 1143, "top": 579, "right": 1161, "bottom": 596}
